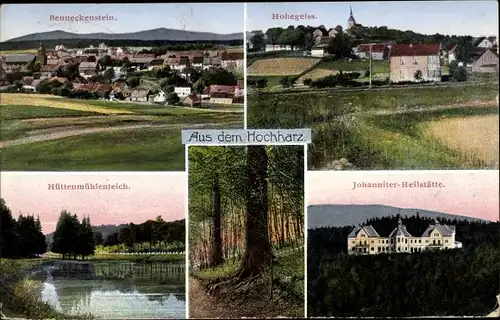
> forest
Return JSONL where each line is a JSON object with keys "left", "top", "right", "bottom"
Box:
{"left": 188, "top": 145, "right": 305, "bottom": 318}
{"left": 307, "top": 214, "right": 500, "bottom": 317}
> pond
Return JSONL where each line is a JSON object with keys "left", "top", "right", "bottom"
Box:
{"left": 27, "top": 260, "right": 185, "bottom": 319}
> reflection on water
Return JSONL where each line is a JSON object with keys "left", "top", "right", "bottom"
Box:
{"left": 28, "top": 261, "right": 185, "bottom": 319}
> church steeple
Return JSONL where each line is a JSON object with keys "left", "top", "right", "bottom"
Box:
{"left": 348, "top": 6, "right": 356, "bottom": 29}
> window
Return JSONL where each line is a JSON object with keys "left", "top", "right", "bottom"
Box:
{"left": 399, "top": 70, "right": 404, "bottom": 80}
{"left": 352, "top": 241, "right": 355, "bottom": 244}
{"left": 445, "top": 240, "right": 448, "bottom": 243}
{"left": 378, "top": 247, "right": 381, "bottom": 252}
{"left": 405, "top": 239, "right": 408, "bottom": 243}
{"left": 426, "top": 240, "right": 429, "bottom": 243}
{"left": 360, "top": 234, "right": 365, "bottom": 237}
{"left": 413, "top": 56, "right": 418, "bottom": 64}
{"left": 419, "top": 240, "right": 422, "bottom": 243}
{"left": 371, "top": 240, "right": 374, "bottom": 244}
{"left": 371, "top": 247, "right": 374, "bottom": 251}
{"left": 400, "top": 57, "right": 404, "bottom": 65}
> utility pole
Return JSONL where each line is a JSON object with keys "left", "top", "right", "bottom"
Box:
{"left": 369, "top": 43, "right": 373, "bottom": 89}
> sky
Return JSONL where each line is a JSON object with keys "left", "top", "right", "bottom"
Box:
{"left": 247, "top": 1, "right": 499, "bottom": 37}
{"left": 1, "top": 172, "right": 187, "bottom": 234}
{"left": 308, "top": 170, "right": 499, "bottom": 222}
{"left": 0, "top": 3, "right": 244, "bottom": 41}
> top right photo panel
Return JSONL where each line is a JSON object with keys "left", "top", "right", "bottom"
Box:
{"left": 246, "top": 1, "right": 499, "bottom": 171}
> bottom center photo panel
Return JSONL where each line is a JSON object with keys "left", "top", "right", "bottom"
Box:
{"left": 187, "top": 145, "right": 306, "bottom": 319}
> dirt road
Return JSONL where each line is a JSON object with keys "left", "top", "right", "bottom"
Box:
{"left": 1, "top": 122, "right": 241, "bottom": 148}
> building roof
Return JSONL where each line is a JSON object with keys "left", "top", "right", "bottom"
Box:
{"left": 130, "top": 89, "right": 150, "bottom": 98}
{"left": 148, "top": 58, "right": 164, "bottom": 66}
{"left": 129, "top": 57, "right": 154, "bottom": 64}
{"left": 3, "top": 54, "right": 36, "bottom": 63}
{"left": 357, "top": 44, "right": 387, "bottom": 53}
{"left": 390, "top": 44, "right": 440, "bottom": 56}
{"left": 185, "top": 94, "right": 201, "bottom": 103}
{"left": 21, "top": 76, "right": 35, "bottom": 85}
{"left": 348, "top": 225, "right": 380, "bottom": 238}
{"left": 473, "top": 48, "right": 499, "bottom": 63}
{"left": 205, "top": 85, "right": 236, "bottom": 94}
{"left": 40, "top": 64, "right": 60, "bottom": 72}
{"left": 221, "top": 52, "right": 243, "bottom": 61}
{"left": 421, "top": 220, "right": 455, "bottom": 237}
{"left": 210, "top": 92, "right": 234, "bottom": 99}
{"left": 79, "top": 61, "right": 98, "bottom": 70}
{"left": 73, "top": 82, "right": 111, "bottom": 92}
{"left": 192, "top": 56, "right": 203, "bottom": 64}
{"left": 389, "top": 219, "right": 412, "bottom": 237}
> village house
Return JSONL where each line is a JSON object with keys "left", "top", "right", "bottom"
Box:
{"left": 184, "top": 94, "right": 202, "bottom": 107}
{"left": 311, "top": 47, "right": 326, "bottom": 57}
{"left": 78, "top": 61, "right": 98, "bottom": 79}
{"left": 191, "top": 56, "right": 203, "bottom": 69}
{"left": 355, "top": 44, "right": 389, "bottom": 60}
{"left": 174, "top": 86, "right": 191, "bottom": 99}
{"left": 209, "top": 92, "right": 233, "bottom": 104}
{"left": 473, "top": 36, "right": 497, "bottom": 49}
{"left": 40, "top": 64, "right": 60, "bottom": 78}
{"left": 129, "top": 89, "right": 151, "bottom": 102}
{"left": 1, "top": 54, "right": 36, "bottom": 73}
{"left": 471, "top": 48, "right": 499, "bottom": 73}
{"left": 152, "top": 90, "right": 167, "bottom": 103}
{"left": 347, "top": 218, "right": 462, "bottom": 255}
{"left": 147, "top": 59, "right": 164, "bottom": 70}
{"left": 180, "top": 67, "right": 196, "bottom": 81}
{"left": 389, "top": 43, "right": 441, "bottom": 83}
{"left": 167, "top": 57, "right": 190, "bottom": 71}
{"left": 265, "top": 44, "right": 292, "bottom": 52}
{"left": 202, "top": 56, "right": 221, "bottom": 70}
{"left": 21, "top": 78, "right": 43, "bottom": 92}
{"left": 447, "top": 44, "right": 458, "bottom": 64}
{"left": 221, "top": 52, "right": 244, "bottom": 72}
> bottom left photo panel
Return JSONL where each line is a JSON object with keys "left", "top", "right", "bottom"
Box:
{"left": 0, "top": 172, "right": 187, "bottom": 320}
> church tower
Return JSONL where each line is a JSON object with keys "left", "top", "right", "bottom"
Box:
{"left": 36, "top": 41, "right": 47, "bottom": 66}
{"left": 348, "top": 6, "right": 356, "bottom": 29}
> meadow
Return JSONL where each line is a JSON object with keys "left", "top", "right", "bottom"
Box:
{"left": 1, "top": 94, "right": 243, "bottom": 170}
{"left": 247, "top": 83, "right": 499, "bottom": 170}
{"left": 247, "top": 57, "right": 321, "bottom": 76}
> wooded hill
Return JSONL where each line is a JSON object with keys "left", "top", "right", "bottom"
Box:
{"left": 307, "top": 215, "right": 500, "bottom": 317}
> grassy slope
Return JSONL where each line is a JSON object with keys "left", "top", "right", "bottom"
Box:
{"left": 248, "top": 83, "right": 499, "bottom": 170}
{"left": 1, "top": 97, "right": 244, "bottom": 170}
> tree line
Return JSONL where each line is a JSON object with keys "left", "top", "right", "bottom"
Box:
{"left": 307, "top": 215, "right": 500, "bottom": 317}
{"left": 249, "top": 24, "right": 480, "bottom": 62}
{"left": 0, "top": 199, "right": 46, "bottom": 258}
{"left": 100, "top": 217, "right": 185, "bottom": 253}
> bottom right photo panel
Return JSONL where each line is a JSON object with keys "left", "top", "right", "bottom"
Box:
{"left": 307, "top": 170, "right": 499, "bottom": 318}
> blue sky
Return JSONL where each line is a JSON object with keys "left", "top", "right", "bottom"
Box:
{"left": 247, "top": 1, "right": 499, "bottom": 37}
{"left": 0, "top": 3, "right": 244, "bottom": 41}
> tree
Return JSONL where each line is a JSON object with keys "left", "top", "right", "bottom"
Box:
{"left": 238, "top": 146, "right": 272, "bottom": 277}
{"left": 211, "top": 173, "right": 223, "bottom": 267}
{"left": 265, "top": 27, "right": 284, "bottom": 45}
{"left": 52, "top": 210, "right": 80, "bottom": 259}
{"left": 98, "top": 55, "right": 112, "bottom": 70}
{"left": 250, "top": 31, "right": 266, "bottom": 51}
{"left": 166, "top": 92, "right": 180, "bottom": 105}
{"left": 326, "top": 32, "right": 353, "bottom": 59}
{"left": 127, "top": 76, "right": 141, "bottom": 87}
{"left": 0, "top": 198, "right": 17, "bottom": 258}
{"left": 94, "top": 231, "right": 104, "bottom": 246}
{"left": 79, "top": 216, "right": 95, "bottom": 258}
{"left": 449, "top": 61, "right": 467, "bottom": 82}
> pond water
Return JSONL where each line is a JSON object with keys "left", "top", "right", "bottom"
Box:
{"left": 28, "top": 260, "right": 185, "bottom": 319}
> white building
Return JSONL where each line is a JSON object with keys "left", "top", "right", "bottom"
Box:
{"left": 174, "top": 87, "right": 191, "bottom": 98}
{"left": 153, "top": 90, "right": 167, "bottom": 103}
{"left": 347, "top": 218, "right": 462, "bottom": 255}
{"left": 311, "top": 47, "right": 325, "bottom": 57}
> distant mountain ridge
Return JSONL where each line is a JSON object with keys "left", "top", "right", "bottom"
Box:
{"left": 308, "top": 204, "right": 488, "bottom": 229}
{"left": 2, "top": 28, "right": 244, "bottom": 43}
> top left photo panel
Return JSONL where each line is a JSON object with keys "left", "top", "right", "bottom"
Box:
{"left": 0, "top": 3, "right": 245, "bottom": 172}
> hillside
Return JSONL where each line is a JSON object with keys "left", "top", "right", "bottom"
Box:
{"left": 308, "top": 204, "right": 487, "bottom": 229}
{"left": 2, "top": 28, "right": 243, "bottom": 43}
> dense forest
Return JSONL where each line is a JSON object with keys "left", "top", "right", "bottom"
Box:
{"left": 100, "top": 217, "right": 185, "bottom": 253}
{"left": 308, "top": 215, "right": 500, "bottom": 317}
{"left": 0, "top": 199, "right": 46, "bottom": 258}
{"left": 188, "top": 145, "right": 304, "bottom": 317}
{"left": 189, "top": 146, "right": 304, "bottom": 269}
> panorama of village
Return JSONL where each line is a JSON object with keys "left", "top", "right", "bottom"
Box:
{"left": 0, "top": 3, "right": 245, "bottom": 171}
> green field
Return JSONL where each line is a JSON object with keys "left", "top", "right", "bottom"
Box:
{"left": 248, "top": 83, "right": 499, "bottom": 170}
{"left": 1, "top": 94, "right": 244, "bottom": 170}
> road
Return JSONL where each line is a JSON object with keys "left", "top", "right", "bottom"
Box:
{"left": 1, "top": 122, "right": 242, "bottom": 148}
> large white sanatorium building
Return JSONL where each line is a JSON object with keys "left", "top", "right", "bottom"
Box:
{"left": 347, "top": 218, "right": 463, "bottom": 255}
